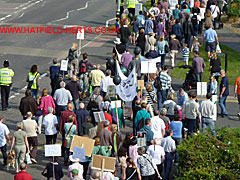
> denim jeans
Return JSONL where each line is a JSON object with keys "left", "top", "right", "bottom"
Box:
{"left": 173, "top": 138, "right": 181, "bottom": 162}
{"left": 159, "top": 54, "right": 166, "bottom": 70}
{"left": 193, "top": 24, "right": 199, "bottom": 37}
{"left": 56, "top": 105, "right": 67, "bottom": 124}
{"left": 0, "top": 144, "right": 7, "bottom": 165}
{"left": 185, "top": 118, "right": 196, "bottom": 137}
{"left": 164, "top": 152, "right": 174, "bottom": 180}
{"left": 195, "top": 72, "right": 203, "bottom": 82}
{"left": 72, "top": 98, "right": 79, "bottom": 111}
{"left": 79, "top": 73, "right": 89, "bottom": 93}
{"left": 31, "top": 89, "right": 38, "bottom": 100}
{"left": 184, "top": 34, "right": 192, "bottom": 48}
{"left": 219, "top": 96, "right": 228, "bottom": 115}
{"left": 157, "top": 89, "right": 168, "bottom": 111}
{"left": 202, "top": 117, "right": 215, "bottom": 135}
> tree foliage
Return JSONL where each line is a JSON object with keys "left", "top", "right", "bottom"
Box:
{"left": 227, "top": 0, "right": 240, "bottom": 17}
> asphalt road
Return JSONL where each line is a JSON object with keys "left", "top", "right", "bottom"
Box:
{"left": 0, "top": 0, "right": 239, "bottom": 179}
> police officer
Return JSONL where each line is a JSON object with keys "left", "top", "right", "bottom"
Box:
{"left": 0, "top": 60, "right": 14, "bottom": 111}
{"left": 127, "top": 0, "right": 138, "bottom": 21}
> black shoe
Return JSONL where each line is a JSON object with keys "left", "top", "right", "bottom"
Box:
{"left": 221, "top": 114, "right": 225, "bottom": 118}
{"left": 2, "top": 108, "right": 6, "bottom": 111}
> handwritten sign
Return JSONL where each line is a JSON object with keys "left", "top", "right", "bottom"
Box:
{"left": 77, "top": 29, "right": 84, "bottom": 40}
{"left": 111, "top": 100, "right": 121, "bottom": 109}
{"left": 70, "top": 136, "right": 95, "bottom": 157}
{"left": 107, "top": 85, "right": 116, "bottom": 98}
{"left": 93, "top": 111, "right": 106, "bottom": 122}
{"left": 137, "top": 80, "right": 144, "bottom": 90}
{"left": 45, "top": 144, "right": 61, "bottom": 157}
{"left": 141, "top": 61, "right": 157, "bottom": 74}
{"left": 92, "top": 155, "right": 116, "bottom": 172}
{"left": 72, "top": 147, "right": 85, "bottom": 161}
{"left": 60, "top": 60, "right": 68, "bottom": 71}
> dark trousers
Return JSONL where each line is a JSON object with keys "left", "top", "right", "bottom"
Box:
{"left": 142, "top": 174, "right": 155, "bottom": 180}
{"left": 173, "top": 138, "right": 181, "bottom": 162}
{"left": 92, "top": 86, "right": 100, "bottom": 91}
{"left": 0, "top": 144, "right": 7, "bottom": 165}
{"left": 46, "top": 134, "right": 57, "bottom": 144}
{"left": 27, "top": 136, "right": 38, "bottom": 159}
{"left": 80, "top": 161, "right": 89, "bottom": 179}
{"left": 159, "top": 54, "right": 166, "bottom": 70}
{"left": 156, "top": 163, "right": 163, "bottom": 179}
{"left": 164, "top": 152, "right": 174, "bottom": 180}
{"left": 185, "top": 118, "right": 196, "bottom": 137}
{"left": 128, "top": 8, "right": 135, "bottom": 21}
{"left": 56, "top": 105, "right": 67, "bottom": 124}
{"left": 198, "top": 20, "right": 204, "bottom": 34}
{"left": 157, "top": 89, "right": 168, "bottom": 111}
{"left": 184, "top": 34, "right": 191, "bottom": 48}
{"left": 0, "top": 85, "right": 10, "bottom": 110}
{"left": 213, "top": 17, "right": 217, "bottom": 30}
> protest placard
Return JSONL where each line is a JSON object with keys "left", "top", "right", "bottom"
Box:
{"left": 72, "top": 147, "right": 85, "bottom": 161}
{"left": 135, "top": 3, "right": 142, "bottom": 15}
{"left": 45, "top": 144, "right": 61, "bottom": 157}
{"left": 107, "top": 85, "right": 116, "bottom": 98}
{"left": 92, "top": 155, "right": 116, "bottom": 172}
{"left": 70, "top": 136, "right": 95, "bottom": 157}
{"left": 76, "top": 30, "right": 84, "bottom": 40}
{"left": 137, "top": 80, "right": 144, "bottom": 90}
{"left": 111, "top": 100, "right": 121, "bottom": 109}
{"left": 197, "top": 82, "right": 207, "bottom": 96}
{"left": 60, "top": 60, "right": 68, "bottom": 71}
{"left": 93, "top": 111, "right": 105, "bottom": 122}
{"left": 137, "top": 131, "right": 147, "bottom": 147}
{"left": 141, "top": 61, "right": 157, "bottom": 73}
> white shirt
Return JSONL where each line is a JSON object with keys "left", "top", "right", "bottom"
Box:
{"left": 210, "top": 5, "right": 220, "bottom": 18}
{"left": 150, "top": 116, "right": 165, "bottom": 139}
{"left": 0, "top": 122, "right": 9, "bottom": 147}
{"left": 53, "top": 88, "right": 72, "bottom": 106}
{"left": 199, "top": 7, "right": 206, "bottom": 20}
{"left": 161, "top": 136, "right": 176, "bottom": 153}
{"left": 100, "top": 76, "right": 114, "bottom": 93}
{"left": 149, "top": 7, "right": 160, "bottom": 17}
{"left": 42, "top": 114, "right": 58, "bottom": 135}
{"left": 147, "top": 145, "right": 165, "bottom": 165}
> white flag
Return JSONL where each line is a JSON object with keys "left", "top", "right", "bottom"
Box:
{"left": 115, "top": 62, "right": 137, "bottom": 102}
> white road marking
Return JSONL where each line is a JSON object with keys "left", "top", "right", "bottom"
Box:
{"left": 40, "top": 72, "right": 47, "bottom": 78}
{"left": 41, "top": 1, "right": 47, "bottom": 7}
{"left": 18, "top": 13, "right": 25, "bottom": 19}
{"left": 106, "top": 17, "right": 116, "bottom": 27}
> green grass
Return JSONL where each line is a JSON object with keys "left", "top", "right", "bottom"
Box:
{"left": 170, "top": 44, "right": 240, "bottom": 85}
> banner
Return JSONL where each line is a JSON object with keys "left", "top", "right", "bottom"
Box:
{"left": 115, "top": 62, "right": 137, "bottom": 102}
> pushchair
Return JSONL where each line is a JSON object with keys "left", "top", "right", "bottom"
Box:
{"left": 179, "top": 65, "right": 197, "bottom": 91}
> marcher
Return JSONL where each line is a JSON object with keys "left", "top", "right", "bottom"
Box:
{"left": 150, "top": 110, "right": 165, "bottom": 139}
{"left": 210, "top": 2, "right": 220, "bottom": 30}
{"left": 81, "top": 116, "right": 94, "bottom": 136}
{"left": 209, "top": 51, "right": 221, "bottom": 82}
{"left": 192, "top": 51, "right": 205, "bottom": 82}
{"left": 49, "top": 58, "right": 60, "bottom": 96}
{"left": 75, "top": 103, "right": 89, "bottom": 135}
{"left": 26, "top": 65, "right": 40, "bottom": 99}
{"left": 208, "top": 76, "right": 218, "bottom": 95}
{"left": 42, "top": 157, "right": 64, "bottom": 180}
{"left": 163, "top": 93, "right": 177, "bottom": 121}
{"left": 99, "top": 120, "right": 112, "bottom": 146}
{"left": 119, "top": 19, "right": 132, "bottom": 49}
{"left": 100, "top": 69, "right": 114, "bottom": 98}
{"left": 68, "top": 42, "right": 80, "bottom": 78}
{"left": 135, "top": 102, "right": 151, "bottom": 132}
{"left": 14, "top": 163, "right": 32, "bottom": 180}
{"left": 0, "top": 60, "right": 14, "bottom": 111}
{"left": 68, "top": 156, "right": 84, "bottom": 180}
{"left": 183, "top": 15, "right": 194, "bottom": 48}
{"left": 169, "top": 34, "right": 180, "bottom": 68}
{"left": 89, "top": 64, "right": 105, "bottom": 91}
{"left": 177, "top": 88, "right": 189, "bottom": 108}
{"left": 0, "top": 114, "right": 10, "bottom": 167}
{"left": 234, "top": 76, "right": 240, "bottom": 117}
{"left": 124, "top": 158, "right": 141, "bottom": 180}
{"left": 156, "top": 36, "right": 169, "bottom": 70}
{"left": 23, "top": 112, "right": 38, "bottom": 164}
{"left": 219, "top": 70, "right": 229, "bottom": 118}
{"left": 139, "top": 118, "right": 154, "bottom": 146}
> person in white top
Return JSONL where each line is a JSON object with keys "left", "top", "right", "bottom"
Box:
{"left": 199, "top": 3, "right": 206, "bottom": 34}
{"left": 149, "top": 3, "right": 160, "bottom": 18}
{"left": 68, "top": 155, "right": 84, "bottom": 180}
{"left": 150, "top": 110, "right": 166, "bottom": 139}
{"left": 210, "top": 2, "right": 220, "bottom": 30}
{"left": 42, "top": 107, "right": 58, "bottom": 144}
{"left": 100, "top": 69, "right": 114, "bottom": 98}
{"left": 147, "top": 138, "right": 165, "bottom": 178}
{"left": 23, "top": 112, "right": 38, "bottom": 163}
{"left": 0, "top": 114, "right": 10, "bottom": 166}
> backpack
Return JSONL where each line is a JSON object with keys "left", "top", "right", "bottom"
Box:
{"left": 80, "top": 61, "right": 87, "bottom": 73}
{"left": 136, "top": 118, "right": 145, "bottom": 131}
{"left": 68, "top": 49, "right": 76, "bottom": 62}
{"left": 154, "top": 72, "right": 162, "bottom": 89}
{"left": 191, "top": 15, "right": 198, "bottom": 25}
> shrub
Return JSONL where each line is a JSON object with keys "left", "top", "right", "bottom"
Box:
{"left": 227, "top": 0, "right": 240, "bottom": 17}
{"left": 176, "top": 127, "right": 240, "bottom": 180}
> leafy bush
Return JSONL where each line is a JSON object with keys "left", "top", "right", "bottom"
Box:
{"left": 227, "top": 0, "right": 240, "bottom": 17}
{"left": 176, "top": 127, "right": 240, "bottom": 180}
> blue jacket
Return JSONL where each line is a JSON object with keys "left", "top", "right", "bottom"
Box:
{"left": 172, "top": 23, "right": 183, "bottom": 37}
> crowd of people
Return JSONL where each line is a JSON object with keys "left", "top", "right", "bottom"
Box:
{"left": 0, "top": 0, "right": 239, "bottom": 180}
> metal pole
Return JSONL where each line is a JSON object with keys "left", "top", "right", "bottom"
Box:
{"left": 225, "top": 53, "right": 228, "bottom": 73}
{"left": 116, "top": 0, "right": 120, "bottom": 18}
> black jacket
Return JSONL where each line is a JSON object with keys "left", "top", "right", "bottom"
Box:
{"left": 183, "top": 20, "right": 194, "bottom": 36}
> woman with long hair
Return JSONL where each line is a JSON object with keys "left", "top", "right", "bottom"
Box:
{"left": 26, "top": 64, "right": 40, "bottom": 99}
{"left": 209, "top": 51, "right": 221, "bottom": 82}
{"left": 124, "top": 158, "right": 141, "bottom": 180}
{"left": 136, "top": 28, "right": 146, "bottom": 56}
{"left": 205, "top": 9, "right": 214, "bottom": 29}
{"left": 156, "top": 35, "right": 169, "bottom": 70}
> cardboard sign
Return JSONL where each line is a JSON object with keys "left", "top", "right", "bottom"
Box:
{"left": 135, "top": 3, "right": 142, "bottom": 16}
{"left": 92, "top": 155, "right": 116, "bottom": 172}
{"left": 107, "top": 85, "right": 116, "bottom": 98}
{"left": 72, "top": 147, "right": 85, "bottom": 161}
{"left": 45, "top": 144, "right": 61, "bottom": 157}
{"left": 137, "top": 131, "right": 147, "bottom": 147}
{"left": 70, "top": 136, "right": 95, "bottom": 157}
{"left": 77, "top": 29, "right": 84, "bottom": 40}
{"left": 137, "top": 80, "right": 144, "bottom": 90}
{"left": 111, "top": 100, "right": 121, "bottom": 109}
{"left": 60, "top": 60, "right": 68, "bottom": 71}
{"left": 197, "top": 82, "right": 207, "bottom": 96}
{"left": 93, "top": 111, "right": 106, "bottom": 122}
{"left": 141, "top": 61, "right": 157, "bottom": 74}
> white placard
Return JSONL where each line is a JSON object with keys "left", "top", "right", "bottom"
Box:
{"left": 60, "top": 60, "right": 68, "bottom": 71}
{"left": 197, "top": 82, "right": 202, "bottom": 96}
{"left": 111, "top": 100, "right": 121, "bottom": 109}
{"left": 135, "top": 3, "right": 143, "bottom": 16}
{"left": 77, "top": 30, "right": 84, "bottom": 40}
{"left": 93, "top": 111, "right": 106, "bottom": 122}
{"left": 197, "top": 82, "right": 208, "bottom": 96}
{"left": 72, "top": 147, "right": 85, "bottom": 161}
{"left": 141, "top": 61, "right": 157, "bottom": 73}
{"left": 201, "top": 82, "right": 207, "bottom": 96}
{"left": 45, "top": 144, "right": 61, "bottom": 157}
{"left": 211, "top": 95, "right": 218, "bottom": 121}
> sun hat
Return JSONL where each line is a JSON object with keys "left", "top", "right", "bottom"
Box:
{"left": 69, "top": 155, "right": 80, "bottom": 162}
{"left": 113, "top": 38, "right": 121, "bottom": 44}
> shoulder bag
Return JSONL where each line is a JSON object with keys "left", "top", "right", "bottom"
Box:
{"left": 63, "top": 124, "right": 74, "bottom": 148}
{"left": 27, "top": 73, "right": 39, "bottom": 90}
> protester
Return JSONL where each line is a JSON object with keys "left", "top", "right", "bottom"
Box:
{"left": 124, "top": 157, "right": 141, "bottom": 180}
{"left": 177, "top": 88, "right": 189, "bottom": 108}
{"left": 198, "top": 3, "right": 206, "bottom": 34}
{"left": 209, "top": 51, "right": 221, "bottom": 82}
{"left": 75, "top": 103, "right": 89, "bottom": 135}
{"left": 210, "top": 2, "right": 220, "bottom": 30}
{"left": 136, "top": 29, "right": 146, "bottom": 56}
{"left": 0, "top": 60, "right": 14, "bottom": 111}
{"left": 172, "top": 19, "right": 183, "bottom": 46}
{"left": 163, "top": 93, "right": 177, "bottom": 121}
{"left": 26, "top": 65, "right": 40, "bottom": 99}
{"left": 90, "top": 137, "right": 112, "bottom": 161}
{"left": 42, "top": 157, "right": 64, "bottom": 180}
{"left": 219, "top": 70, "right": 229, "bottom": 117}
{"left": 150, "top": 110, "right": 165, "bottom": 139}
{"left": 139, "top": 118, "right": 154, "bottom": 146}
{"left": 145, "top": 15, "right": 154, "bottom": 35}
{"left": 173, "top": 4, "right": 181, "bottom": 19}
{"left": 0, "top": 114, "right": 10, "bottom": 167}
{"left": 23, "top": 112, "right": 38, "bottom": 164}
{"left": 169, "top": 34, "right": 180, "bottom": 68}
{"left": 146, "top": 32, "right": 156, "bottom": 53}
{"left": 68, "top": 156, "right": 84, "bottom": 180}
{"left": 14, "top": 163, "right": 32, "bottom": 180}
{"left": 68, "top": 42, "right": 80, "bottom": 78}
{"left": 111, "top": 103, "right": 125, "bottom": 129}
{"left": 99, "top": 120, "right": 112, "bottom": 146}
{"left": 81, "top": 116, "right": 94, "bottom": 136}
{"left": 38, "top": 88, "right": 55, "bottom": 118}
{"left": 183, "top": 15, "right": 194, "bottom": 48}
{"left": 10, "top": 122, "right": 30, "bottom": 173}
{"left": 135, "top": 102, "right": 151, "bottom": 132}
{"left": 100, "top": 69, "right": 114, "bottom": 98}
{"left": 143, "top": 83, "right": 156, "bottom": 110}
{"left": 207, "top": 76, "right": 218, "bottom": 95}
{"left": 89, "top": 64, "right": 105, "bottom": 91}
{"left": 119, "top": 19, "right": 132, "bottom": 49}
{"left": 192, "top": 51, "right": 205, "bottom": 82}
{"left": 42, "top": 107, "right": 58, "bottom": 144}
{"left": 49, "top": 58, "right": 60, "bottom": 96}
{"left": 234, "top": 76, "right": 240, "bottom": 117}
{"left": 156, "top": 35, "right": 169, "bottom": 69}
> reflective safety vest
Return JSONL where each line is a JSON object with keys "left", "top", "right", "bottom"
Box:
{"left": 127, "top": 0, "right": 138, "bottom": 8}
{"left": 28, "top": 72, "right": 40, "bottom": 89}
{"left": 0, "top": 68, "right": 14, "bottom": 86}
{"left": 120, "top": 0, "right": 124, "bottom": 6}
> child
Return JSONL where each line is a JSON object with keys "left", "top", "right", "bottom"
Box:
{"left": 181, "top": 43, "right": 190, "bottom": 65}
{"left": 131, "top": 17, "right": 139, "bottom": 45}
{"left": 191, "top": 37, "right": 201, "bottom": 53}
{"left": 115, "top": 18, "right": 120, "bottom": 37}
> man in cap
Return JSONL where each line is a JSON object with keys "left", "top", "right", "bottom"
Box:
{"left": 0, "top": 60, "right": 14, "bottom": 111}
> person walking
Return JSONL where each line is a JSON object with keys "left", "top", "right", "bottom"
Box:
{"left": 26, "top": 65, "right": 40, "bottom": 99}
{"left": 42, "top": 107, "right": 58, "bottom": 144}
{"left": 200, "top": 93, "right": 216, "bottom": 135}
{"left": 209, "top": 51, "right": 221, "bottom": 82}
{"left": 169, "top": 34, "right": 180, "bottom": 68}
{"left": 75, "top": 103, "right": 89, "bottom": 135}
{"left": 42, "top": 157, "right": 64, "bottom": 180}
{"left": 156, "top": 36, "right": 169, "bottom": 70}
{"left": 100, "top": 70, "right": 114, "bottom": 98}
{"left": 219, "top": 70, "right": 229, "bottom": 118}
{"left": 0, "top": 114, "right": 10, "bottom": 167}
{"left": 49, "top": 58, "right": 60, "bottom": 96}
{"left": 23, "top": 112, "right": 38, "bottom": 164}
{"left": 68, "top": 42, "right": 80, "bottom": 78}
{"left": 234, "top": 76, "right": 240, "bottom": 117}
{"left": 0, "top": 60, "right": 14, "bottom": 111}
{"left": 183, "top": 15, "right": 194, "bottom": 48}
{"left": 89, "top": 64, "right": 105, "bottom": 91}
{"left": 119, "top": 19, "right": 132, "bottom": 49}
{"left": 192, "top": 51, "right": 205, "bottom": 82}
{"left": 10, "top": 122, "right": 30, "bottom": 173}
{"left": 134, "top": 102, "right": 151, "bottom": 132}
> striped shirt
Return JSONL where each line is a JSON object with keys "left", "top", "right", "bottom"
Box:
{"left": 159, "top": 71, "right": 173, "bottom": 91}
{"left": 143, "top": 90, "right": 155, "bottom": 109}
{"left": 181, "top": 47, "right": 190, "bottom": 58}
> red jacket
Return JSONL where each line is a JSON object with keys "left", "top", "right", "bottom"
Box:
{"left": 59, "top": 110, "right": 78, "bottom": 133}
{"left": 104, "top": 112, "right": 112, "bottom": 131}
{"left": 14, "top": 171, "right": 32, "bottom": 180}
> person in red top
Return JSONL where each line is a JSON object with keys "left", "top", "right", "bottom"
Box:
{"left": 103, "top": 106, "right": 112, "bottom": 131}
{"left": 234, "top": 77, "right": 240, "bottom": 117}
{"left": 14, "top": 163, "right": 32, "bottom": 180}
